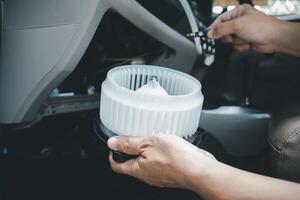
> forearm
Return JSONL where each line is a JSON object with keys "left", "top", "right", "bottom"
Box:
{"left": 187, "top": 161, "right": 300, "bottom": 200}
{"left": 275, "top": 20, "right": 300, "bottom": 57}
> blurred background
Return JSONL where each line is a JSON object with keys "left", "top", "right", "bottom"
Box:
{"left": 213, "top": 0, "right": 300, "bottom": 16}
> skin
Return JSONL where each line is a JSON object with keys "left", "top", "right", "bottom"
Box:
{"left": 108, "top": 134, "right": 300, "bottom": 200}
{"left": 207, "top": 4, "right": 300, "bottom": 57}
{"left": 107, "top": 4, "right": 300, "bottom": 200}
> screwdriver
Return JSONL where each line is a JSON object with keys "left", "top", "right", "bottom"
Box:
{"left": 186, "top": 27, "right": 210, "bottom": 38}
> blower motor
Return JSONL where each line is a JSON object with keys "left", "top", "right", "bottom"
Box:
{"left": 94, "top": 65, "right": 204, "bottom": 162}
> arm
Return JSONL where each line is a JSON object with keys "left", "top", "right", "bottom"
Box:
{"left": 189, "top": 158, "right": 300, "bottom": 200}
{"left": 207, "top": 4, "right": 300, "bottom": 57}
{"left": 275, "top": 21, "right": 300, "bottom": 57}
{"left": 107, "top": 134, "right": 300, "bottom": 200}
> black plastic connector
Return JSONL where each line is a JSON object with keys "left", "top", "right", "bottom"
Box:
{"left": 93, "top": 117, "right": 206, "bottom": 163}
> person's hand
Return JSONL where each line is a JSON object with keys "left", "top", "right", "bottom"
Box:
{"left": 208, "top": 4, "right": 283, "bottom": 53}
{"left": 107, "top": 134, "right": 216, "bottom": 188}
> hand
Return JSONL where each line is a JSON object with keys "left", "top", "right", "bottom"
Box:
{"left": 107, "top": 135, "right": 300, "bottom": 200}
{"left": 107, "top": 134, "right": 216, "bottom": 188}
{"left": 208, "top": 4, "right": 282, "bottom": 53}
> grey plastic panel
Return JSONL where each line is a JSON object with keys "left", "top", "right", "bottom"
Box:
{"left": 0, "top": 0, "right": 110, "bottom": 123}
{"left": 0, "top": 0, "right": 3, "bottom": 48}
{"left": 108, "top": 0, "right": 197, "bottom": 71}
{"left": 4, "top": 0, "right": 90, "bottom": 30}
{"left": 1, "top": 24, "right": 77, "bottom": 122}
{"left": 0, "top": 0, "right": 198, "bottom": 123}
{"left": 200, "top": 106, "right": 271, "bottom": 156}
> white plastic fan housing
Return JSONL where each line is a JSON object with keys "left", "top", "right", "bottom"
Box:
{"left": 100, "top": 65, "right": 204, "bottom": 138}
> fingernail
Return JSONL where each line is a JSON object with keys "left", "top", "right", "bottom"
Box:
{"left": 108, "top": 137, "right": 118, "bottom": 150}
{"left": 207, "top": 30, "right": 213, "bottom": 38}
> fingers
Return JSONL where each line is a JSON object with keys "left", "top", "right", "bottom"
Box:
{"left": 209, "top": 4, "right": 252, "bottom": 29}
{"left": 222, "top": 35, "right": 234, "bottom": 43}
{"left": 222, "top": 34, "right": 249, "bottom": 44}
{"left": 208, "top": 20, "right": 237, "bottom": 39}
{"left": 222, "top": 36, "right": 250, "bottom": 52}
{"left": 233, "top": 43, "right": 251, "bottom": 52}
{"left": 107, "top": 136, "right": 143, "bottom": 155}
{"left": 208, "top": 9, "right": 235, "bottom": 30}
{"left": 109, "top": 151, "right": 139, "bottom": 176}
{"left": 208, "top": 4, "right": 253, "bottom": 39}
{"left": 233, "top": 37, "right": 247, "bottom": 45}
{"left": 252, "top": 44, "right": 274, "bottom": 54}
{"left": 221, "top": 34, "right": 250, "bottom": 52}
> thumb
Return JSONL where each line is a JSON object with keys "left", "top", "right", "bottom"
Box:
{"left": 107, "top": 136, "right": 143, "bottom": 155}
{"left": 208, "top": 20, "right": 238, "bottom": 39}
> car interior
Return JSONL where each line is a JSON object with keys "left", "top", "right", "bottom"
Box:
{"left": 0, "top": 0, "right": 300, "bottom": 199}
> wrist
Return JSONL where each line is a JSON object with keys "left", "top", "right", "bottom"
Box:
{"left": 272, "top": 20, "right": 293, "bottom": 54}
{"left": 184, "top": 157, "right": 220, "bottom": 192}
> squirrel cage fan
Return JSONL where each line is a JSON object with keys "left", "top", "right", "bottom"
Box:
{"left": 93, "top": 65, "right": 204, "bottom": 162}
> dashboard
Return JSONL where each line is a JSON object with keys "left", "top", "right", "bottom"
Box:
{"left": 0, "top": 0, "right": 212, "bottom": 125}
{"left": 137, "top": 0, "right": 192, "bottom": 37}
